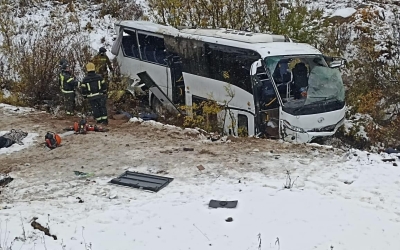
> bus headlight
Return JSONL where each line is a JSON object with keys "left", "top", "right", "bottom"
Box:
{"left": 282, "top": 120, "right": 306, "bottom": 133}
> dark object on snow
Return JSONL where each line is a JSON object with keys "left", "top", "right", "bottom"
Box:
{"left": 382, "top": 158, "right": 396, "bottom": 162}
{"left": 225, "top": 217, "right": 233, "bottom": 222}
{"left": 0, "top": 176, "right": 13, "bottom": 187}
{"left": 109, "top": 171, "right": 174, "bottom": 192}
{"left": 45, "top": 132, "right": 61, "bottom": 149}
{"left": 139, "top": 112, "right": 158, "bottom": 121}
{"left": 0, "top": 136, "right": 14, "bottom": 148}
{"left": 394, "top": 163, "right": 398, "bottom": 167}
{"left": 76, "top": 197, "right": 84, "bottom": 203}
{"left": 209, "top": 200, "right": 238, "bottom": 209}
{"left": 344, "top": 180, "right": 353, "bottom": 185}
{"left": 183, "top": 147, "right": 194, "bottom": 151}
{"left": 30, "top": 217, "right": 57, "bottom": 240}
{"left": 385, "top": 148, "right": 400, "bottom": 154}
{"left": 0, "top": 129, "right": 28, "bottom": 148}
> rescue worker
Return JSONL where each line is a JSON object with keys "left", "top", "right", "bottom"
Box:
{"left": 59, "top": 60, "right": 79, "bottom": 116}
{"left": 80, "top": 62, "right": 108, "bottom": 125}
{"left": 91, "top": 47, "right": 113, "bottom": 84}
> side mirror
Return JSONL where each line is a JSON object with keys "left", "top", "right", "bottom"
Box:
{"left": 250, "top": 59, "right": 263, "bottom": 76}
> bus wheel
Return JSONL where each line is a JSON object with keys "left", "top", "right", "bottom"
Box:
{"left": 151, "top": 96, "right": 164, "bottom": 116}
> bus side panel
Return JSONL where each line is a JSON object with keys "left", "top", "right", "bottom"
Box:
{"left": 182, "top": 73, "right": 255, "bottom": 113}
{"left": 117, "top": 46, "right": 171, "bottom": 101}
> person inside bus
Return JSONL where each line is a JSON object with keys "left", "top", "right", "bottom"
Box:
{"left": 291, "top": 62, "right": 309, "bottom": 99}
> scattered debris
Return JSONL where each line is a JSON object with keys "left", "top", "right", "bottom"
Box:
{"left": 0, "top": 176, "right": 13, "bottom": 187}
{"left": 44, "top": 131, "right": 62, "bottom": 149}
{"left": 156, "top": 170, "right": 169, "bottom": 175}
{"left": 109, "top": 171, "right": 173, "bottom": 192}
{"left": 139, "top": 112, "right": 158, "bottom": 121}
{"left": 30, "top": 217, "right": 57, "bottom": 240}
{"left": 385, "top": 148, "right": 400, "bottom": 154}
{"left": 225, "top": 217, "right": 233, "bottom": 222}
{"left": 197, "top": 165, "right": 205, "bottom": 171}
{"left": 208, "top": 200, "right": 238, "bottom": 209}
{"left": 63, "top": 117, "right": 109, "bottom": 134}
{"left": 73, "top": 171, "right": 93, "bottom": 178}
{"left": 382, "top": 159, "right": 396, "bottom": 162}
{"left": 183, "top": 147, "right": 194, "bottom": 151}
{"left": 76, "top": 197, "right": 84, "bottom": 203}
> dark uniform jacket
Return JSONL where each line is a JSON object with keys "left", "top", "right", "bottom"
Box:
{"left": 91, "top": 54, "right": 113, "bottom": 76}
{"left": 59, "top": 71, "right": 79, "bottom": 94}
{"left": 80, "top": 72, "right": 107, "bottom": 99}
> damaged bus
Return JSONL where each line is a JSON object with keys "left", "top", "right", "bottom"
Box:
{"left": 111, "top": 21, "right": 346, "bottom": 143}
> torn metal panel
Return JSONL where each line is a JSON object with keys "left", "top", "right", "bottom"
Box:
{"left": 137, "top": 71, "right": 182, "bottom": 116}
{"left": 109, "top": 171, "right": 174, "bottom": 192}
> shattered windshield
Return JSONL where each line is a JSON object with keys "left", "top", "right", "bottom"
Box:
{"left": 263, "top": 55, "right": 345, "bottom": 115}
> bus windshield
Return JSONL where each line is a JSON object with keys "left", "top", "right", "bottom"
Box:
{"left": 264, "top": 55, "right": 345, "bottom": 115}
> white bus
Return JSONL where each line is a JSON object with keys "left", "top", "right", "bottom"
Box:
{"left": 111, "top": 21, "right": 346, "bottom": 143}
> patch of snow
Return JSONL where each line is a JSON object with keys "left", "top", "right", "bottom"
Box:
{"left": 0, "top": 131, "right": 39, "bottom": 155}
{"left": 331, "top": 7, "right": 357, "bottom": 18}
{"left": 129, "top": 117, "right": 144, "bottom": 123}
{"left": 0, "top": 103, "right": 35, "bottom": 114}
{"left": 1, "top": 89, "right": 11, "bottom": 98}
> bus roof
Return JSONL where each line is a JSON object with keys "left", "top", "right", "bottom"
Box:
{"left": 116, "top": 21, "right": 322, "bottom": 57}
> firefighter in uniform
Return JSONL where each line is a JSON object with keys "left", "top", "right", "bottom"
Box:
{"left": 59, "top": 60, "right": 79, "bottom": 116}
{"left": 80, "top": 62, "right": 108, "bottom": 125}
{"left": 91, "top": 47, "right": 113, "bottom": 84}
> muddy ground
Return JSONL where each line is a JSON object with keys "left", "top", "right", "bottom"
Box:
{"left": 0, "top": 106, "right": 343, "bottom": 202}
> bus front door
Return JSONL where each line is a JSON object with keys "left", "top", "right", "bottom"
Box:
{"left": 250, "top": 60, "right": 282, "bottom": 139}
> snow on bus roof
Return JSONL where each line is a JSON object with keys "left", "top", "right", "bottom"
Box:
{"left": 116, "top": 21, "right": 322, "bottom": 56}
{"left": 116, "top": 20, "right": 179, "bottom": 36}
{"left": 256, "top": 42, "right": 322, "bottom": 57}
{"left": 178, "top": 28, "right": 287, "bottom": 43}
{"left": 116, "top": 21, "right": 286, "bottom": 43}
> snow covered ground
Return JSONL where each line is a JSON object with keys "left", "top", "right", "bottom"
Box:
{"left": 0, "top": 104, "right": 400, "bottom": 250}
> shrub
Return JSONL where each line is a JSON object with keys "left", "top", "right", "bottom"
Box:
{"left": 147, "top": 0, "right": 322, "bottom": 44}
{"left": 99, "top": 0, "right": 144, "bottom": 20}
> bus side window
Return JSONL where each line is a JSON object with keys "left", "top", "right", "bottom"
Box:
{"left": 138, "top": 33, "right": 168, "bottom": 66}
{"left": 121, "top": 30, "right": 140, "bottom": 59}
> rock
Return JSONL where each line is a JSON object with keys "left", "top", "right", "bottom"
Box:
{"left": 183, "top": 147, "right": 194, "bottom": 151}
{"left": 197, "top": 165, "right": 205, "bottom": 171}
{"left": 225, "top": 217, "right": 233, "bottom": 222}
{"left": 253, "top": 148, "right": 259, "bottom": 152}
{"left": 394, "top": 163, "right": 398, "bottom": 167}
{"left": 344, "top": 180, "right": 354, "bottom": 185}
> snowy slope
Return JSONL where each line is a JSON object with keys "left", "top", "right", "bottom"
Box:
{"left": 1, "top": 142, "right": 400, "bottom": 250}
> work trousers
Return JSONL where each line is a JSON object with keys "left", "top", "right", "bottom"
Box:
{"left": 63, "top": 92, "right": 75, "bottom": 116}
{"left": 88, "top": 95, "right": 108, "bottom": 124}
